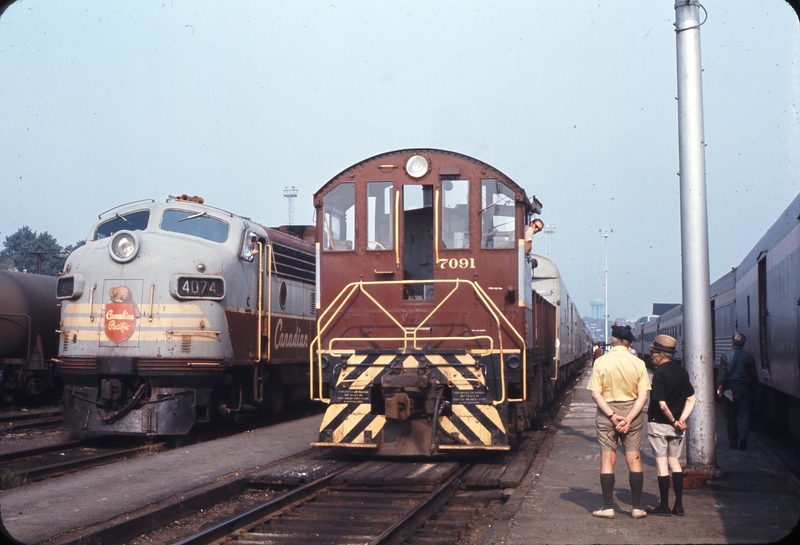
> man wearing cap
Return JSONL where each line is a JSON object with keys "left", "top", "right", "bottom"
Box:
{"left": 645, "top": 334, "right": 696, "bottom": 516}
{"left": 716, "top": 332, "right": 758, "bottom": 450}
{"left": 587, "top": 325, "right": 651, "bottom": 519}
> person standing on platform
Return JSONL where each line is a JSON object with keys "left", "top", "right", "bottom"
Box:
{"left": 645, "top": 334, "right": 696, "bottom": 516}
{"left": 716, "top": 332, "right": 759, "bottom": 450}
{"left": 587, "top": 325, "right": 651, "bottom": 519}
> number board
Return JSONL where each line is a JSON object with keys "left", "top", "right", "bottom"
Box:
{"left": 176, "top": 277, "right": 225, "bottom": 299}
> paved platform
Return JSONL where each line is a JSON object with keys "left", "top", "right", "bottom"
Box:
{"left": 485, "top": 366, "right": 800, "bottom": 544}
{"left": 0, "top": 414, "right": 324, "bottom": 544}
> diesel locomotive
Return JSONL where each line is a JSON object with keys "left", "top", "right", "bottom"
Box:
{"left": 56, "top": 195, "right": 315, "bottom": 436}
{"left": 309, "top": 149, "right": 592, "bottom": 456}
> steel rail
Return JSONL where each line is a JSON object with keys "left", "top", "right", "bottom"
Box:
{"left": 172, "top": 464, "right": 353, "bottom": 545}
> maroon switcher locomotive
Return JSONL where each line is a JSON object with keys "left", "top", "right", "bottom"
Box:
{"left": 310, "top": 149, "right": 591, "bottom": 456}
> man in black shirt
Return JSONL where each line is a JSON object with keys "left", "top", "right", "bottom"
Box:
{"left": 645, "top": 334, "right": 696, "bottom": 516}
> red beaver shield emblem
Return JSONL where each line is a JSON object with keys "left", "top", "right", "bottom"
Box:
{"left": 104, "top": 286, "right": 138, "bottom": 344}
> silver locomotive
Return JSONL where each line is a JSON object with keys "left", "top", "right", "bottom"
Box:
{"left": 56, "top": 195, "right": 315, "bottom": 436}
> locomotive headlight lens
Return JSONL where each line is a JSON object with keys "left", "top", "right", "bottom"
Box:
{"left": 405, "top": 155, "right": 429, "bottom": 179}
{"left": 109, "top": 231, "right": 139, "bottom": 263}
{"left": 506, "top": 355, "right": 521, "bottom": 370}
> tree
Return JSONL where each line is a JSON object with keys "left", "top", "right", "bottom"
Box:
{"left": 0, "top": 226, "right": 65, "bottom": 276}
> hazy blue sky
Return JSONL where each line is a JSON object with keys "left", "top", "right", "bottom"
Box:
{"left": 1, "top": 1, "right": 798, "bottom": 322}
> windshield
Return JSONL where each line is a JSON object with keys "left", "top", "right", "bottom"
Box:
{"left": 161, "top": 209, "right": 230, "bottom": 243}
{"left": 94, "top": 210, "right": 150, "bottom": 240}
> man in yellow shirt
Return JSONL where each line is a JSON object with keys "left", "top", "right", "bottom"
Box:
{"left": 587, "top": 325, "right": 651, "bottom": 519}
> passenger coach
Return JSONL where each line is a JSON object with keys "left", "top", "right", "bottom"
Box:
{"left": 310, "top": 149, "right": 590, "bottom": 455}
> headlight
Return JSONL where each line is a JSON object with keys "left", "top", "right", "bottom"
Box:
{"left": 109, "top": 231, "right": 139, "bottom": 263}
{"left": 405, "top": 155, "right": 429, "bottom": 179}
{"left": 506, "top": 355, "right": 521, "bottom": 370}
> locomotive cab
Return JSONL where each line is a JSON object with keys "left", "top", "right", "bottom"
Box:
{"left": 310, "top": 149, "right": 563, "bottom": 456}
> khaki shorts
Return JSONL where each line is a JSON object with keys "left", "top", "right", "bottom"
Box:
{"left": 647, "top": 421, "right": 685, "bottom": 458}
{"left": 596, "top": 400, "right": 644, "bottom": 452}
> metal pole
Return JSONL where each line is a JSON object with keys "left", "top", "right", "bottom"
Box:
{"left": 599, "top": 229, "right": 613, "bottom": 344}
{"left": 675, "top": 0, "right": 715, "bottom": 471}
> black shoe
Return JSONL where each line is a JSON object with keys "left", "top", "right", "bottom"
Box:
{"left": 672, "top": 505, "right": 685, "bottom": 516}
{"left": 738, "top": 439, "right": 748, "bottom": 451}
{"left": 646, "top": 505, "right": 672, "bottom": 516}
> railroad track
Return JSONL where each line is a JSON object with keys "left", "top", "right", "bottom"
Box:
{"left": 0, "top": 408, "right": 64, "bottom": 432}
{"left": 175, "top": 462, "right": 471, "bottom": 545}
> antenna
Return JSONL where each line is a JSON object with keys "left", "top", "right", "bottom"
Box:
{"left": 283, "top": 186, "right": 298, "bottom": 225}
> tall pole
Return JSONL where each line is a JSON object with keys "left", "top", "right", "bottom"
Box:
{"left": 543, "top": 224, "right": 555, "bottom": 260}
{"left": 675, "top": 0, "right": 715, "bottom": 471}
{"left": 283, "top": 186, "right": 298, "bottom": 226}
{"left": 599, "top": 229, "right": 613, "bottom": 343}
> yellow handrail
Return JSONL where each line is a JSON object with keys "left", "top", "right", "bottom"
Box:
{"left": 310, "top": 278, "right": 527, "bottom": 405}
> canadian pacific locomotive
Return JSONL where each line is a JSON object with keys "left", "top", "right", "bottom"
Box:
{"left": 56, "top": 195, "right": 315, "bottom": 436}
{"left": 0, "top": 270, "right": 61, "bottom": 402}
{"left": 309, "top": 149, "right": 592, "bottom": 456}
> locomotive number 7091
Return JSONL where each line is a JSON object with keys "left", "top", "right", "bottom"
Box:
{"left": 437, "top": 258, "right": 476, "bottom": 270}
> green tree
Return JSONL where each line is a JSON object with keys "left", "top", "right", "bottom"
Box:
{"left": 0, "top": 226, "right": 65, "bottom": 276}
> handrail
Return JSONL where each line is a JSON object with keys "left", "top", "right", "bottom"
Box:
{"left": 311, "top": 278, "right": 526, "bottom": 405}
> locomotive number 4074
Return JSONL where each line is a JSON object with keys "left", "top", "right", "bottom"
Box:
{"left": 177, "top": 277, "right": 225, "bottom": 298}
{"left": 438, "top": 258, "right": 476, "bottom": 269}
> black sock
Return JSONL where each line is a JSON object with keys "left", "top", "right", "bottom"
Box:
{"left": 600, "top": 473, "right": 615, "bottom": 509}
{"left": 629, "top": 471, "right": 644, "bottom": 509}
{"left": 672, "top": 472, "right": 684, "bottom": 507}
{"left": 657, "top": 475, "right": 671, "bottom": 507}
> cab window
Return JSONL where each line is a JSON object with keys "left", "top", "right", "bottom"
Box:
{"left": 481, "top": 179, "right": 515, "bottom": 249}
{"left": 441, "top": 179, "right": 469, "bottom": 249}
{"left": 367, "top": 182, "right": 394, "bottom": 251}
{"left": 94, "top": 210, "right": 150, "bottom": 240}
{"left": 161, "top": 209, "right": 229, "bottom": 243}
{"left": 323, "top": 183, "right": 355, "bottom": 251}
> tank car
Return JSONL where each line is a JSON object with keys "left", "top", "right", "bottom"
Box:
{"left": 0, "top": 270, "right": 61, "bottom": 401}
{"left": 309, "top": 149, "right": 591, "bottom": 456}
{"left": 56, "top": 195, "right": 315, "bottom": 436}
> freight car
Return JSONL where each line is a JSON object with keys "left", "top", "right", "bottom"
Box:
{"left": 0, "top": 270, "right": 61, "bottom": 402}
{"left": 309, "top": 149, "right": 592, "bottom": 455}
{"left": 56, "top": 195, "right": 315, "bottom": 436}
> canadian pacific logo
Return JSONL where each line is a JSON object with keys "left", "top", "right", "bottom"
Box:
{"left": 104, "top": 286, "right": 139, "bottom": 344}
{"left": 274, "top": 318, "right": 308, "bottom": 349}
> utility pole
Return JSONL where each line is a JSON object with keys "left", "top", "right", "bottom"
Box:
{"left": 599, "top": 229, "right": 613, "bottom": 343}
{"left": 675, "top": 0, "right": 715, "bottom": 472}
{"left": 283, "top": 186, "right": 298, "bottom": 226}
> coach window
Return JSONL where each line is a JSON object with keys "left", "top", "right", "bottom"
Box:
{"left": 441, "top": 179, "right": 469, "bottom": 249}
{"left": 367, "top": 182, "right": 394, "bottom": 250}
{"left": 322, "top": 183, "right": 355, "bottom": 251}
{"left": 481, "top": 179, "right": 515, "bottom": 249}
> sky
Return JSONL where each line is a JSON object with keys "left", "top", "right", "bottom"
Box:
{"left": 1, "top": 1, "right": 798, "bottom": 323}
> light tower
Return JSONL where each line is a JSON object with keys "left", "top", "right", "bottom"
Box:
{"left": 543, "top": 224, "right": 555, "bottom": 260}
{"left": 283, "top": 186, "right": 298, "bottom": 225}
{"left": 599, "top": 228, "right": 613, "bottom": 342}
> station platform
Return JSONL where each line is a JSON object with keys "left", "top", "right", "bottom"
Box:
{"left": 485, "top": 366, "right": 800, "bottom": 545}
{"left": 0, "top": 414, "right": 324, "bottom": 544}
